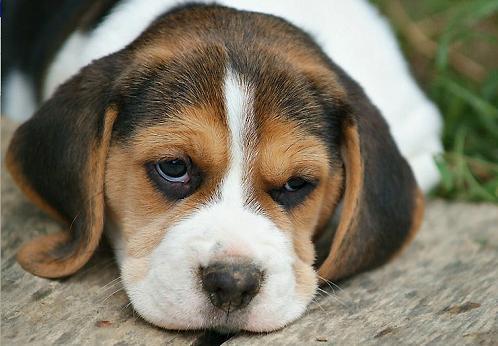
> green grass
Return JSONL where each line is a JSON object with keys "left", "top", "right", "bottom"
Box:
{"left": 371, "top": 0, "right": 498, "bottom": 203}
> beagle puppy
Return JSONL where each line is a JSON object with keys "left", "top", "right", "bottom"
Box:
{"left": 5, "top": 0, "right": 433, "bottom": 332}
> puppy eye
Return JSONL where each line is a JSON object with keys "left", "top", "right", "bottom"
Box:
{"left": 269, "top": 177, "right": 316, "bottom": 209}
{"left": 284, "top": 177, "right": 307, "bottom": 192}
{"left": 146, "top": 157, "right": 201, "bottom": 200}
{"left": 155, "top": 159, "right": 190, "bottom": 183}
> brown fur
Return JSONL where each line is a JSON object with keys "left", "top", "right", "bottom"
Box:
{"left": 15, "top": 107, "right": 118, "bottom": 278}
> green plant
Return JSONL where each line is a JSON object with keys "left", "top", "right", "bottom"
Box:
{"left": 372, "top": 0, "right": 498, "bottom": 203}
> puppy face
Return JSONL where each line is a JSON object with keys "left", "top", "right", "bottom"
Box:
{"left": 7, "top": 4, "right": 423, "bottom": 333}
{"left": 104, "top": 51, "right": 344, "bottom": 329}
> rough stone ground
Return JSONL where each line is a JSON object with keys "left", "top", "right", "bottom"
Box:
{"left": 2, "top": 118, "right": 497, "bottom": 345}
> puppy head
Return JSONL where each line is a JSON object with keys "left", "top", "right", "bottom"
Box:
{"left": 6, "top": 5, "right": 423, "bottom": 332}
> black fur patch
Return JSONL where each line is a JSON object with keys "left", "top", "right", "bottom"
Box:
{"left": 2, "top": 0, "right": 121, "bottom": 100}
{"left": 8, "top": 53, "right": 123, "bottom": 248}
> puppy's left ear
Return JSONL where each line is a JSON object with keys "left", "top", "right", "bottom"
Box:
{"left": 6, "top": 55, "right": 121, "bottom": 278}
{"left": 316, "top": 71, "right": 424, "bottom": 282}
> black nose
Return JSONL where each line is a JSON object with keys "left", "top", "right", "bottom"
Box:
{"left": 201, "top": 261, "right": 263, "bottom": 311}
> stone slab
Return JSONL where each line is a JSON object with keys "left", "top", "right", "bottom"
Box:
{"left": 2, "top": 118, "right": 497, "bottom": 345}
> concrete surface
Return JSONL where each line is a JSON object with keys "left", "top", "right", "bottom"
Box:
{"left": 2, "top": 118, "right": 497, "bottom": 345}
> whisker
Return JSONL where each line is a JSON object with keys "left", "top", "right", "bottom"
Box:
{"left": 311, "top": 297, "right": 325, "bottom": 312}
{"left": 316, "top": 287, "right": 332, "bottom": 296}
{"left": 101, "top": 276, "right": 122, "bottom": 290}
{"left": 101, "top": 275, "right": 121, "bottom": 288}
{"left": 317, "top": 275, "right": 344, "bottom": 292}
{"left": 121, "top": 301, "right": 133, "bottom": 311}
{"left": 101, "top": 287, "right": 125, "bottom": 304}
{"left": 99, "top": 282, "right": 123, "bottom": 294}
{"left": 316, "top": 286, "right": 348, "bottom": 307}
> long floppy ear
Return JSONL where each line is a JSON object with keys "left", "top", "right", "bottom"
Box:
{"left": 6, "top": 56, "right": 121, "bottom": 278}
{"left": 317, "top": 83, "right": 424, "bottom": 282}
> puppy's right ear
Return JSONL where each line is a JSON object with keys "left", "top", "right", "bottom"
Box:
{"left": 6, "top": 54, "right": 123, "bottom": 278}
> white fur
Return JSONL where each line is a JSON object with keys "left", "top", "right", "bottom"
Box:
{"left": 6, "top": 0, "right": 442, "bottom": 191}
{"left": 2, "top": 70, "right": 36, "bottom": 121}
{"left": 222, "top": 70, "right": 250, "bottom": 205}
{"left": 113, "top": 70, "right": 310, "bottom": 331}
{"left": 43, "top": 33, "right": 88, "bottom": 102}
{"left": 43, "top": 0, "right": 182, "bottom": 100}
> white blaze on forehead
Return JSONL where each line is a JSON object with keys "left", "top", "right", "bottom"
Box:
{"left": 222, "top": 69, "right": 254, "bottom": 205}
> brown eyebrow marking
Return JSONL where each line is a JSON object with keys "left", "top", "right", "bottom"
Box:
{"left": 105, "top": 103, "right": 230, "bottom": 259}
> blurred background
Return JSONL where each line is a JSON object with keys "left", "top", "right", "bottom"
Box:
{"left": 372, "top": 0, "right": 498, "bottom": 203}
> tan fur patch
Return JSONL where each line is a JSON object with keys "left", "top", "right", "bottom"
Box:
{"left": 105, "top": 104, "right": 229, "bottom": 259}
{"left": 293, "top": 258, "right": 318, "bottom": 299}
{"left": 122, "top": 256, "right": 151, "bottom": 284}
{"left": 248, "top": 116, "right": 343, "bottom": 291}
{"left": 317, "top": 124, "right": 362, "bottom": 282}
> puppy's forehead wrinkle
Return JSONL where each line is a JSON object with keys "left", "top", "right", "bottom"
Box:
{"left": 114, "top": 48, "right": 227, "bottom": 140}
{"left": 115, "top": 50, "right": 341, "bottom": 158}
{"left": 227, "top": 52, "right": 336, "bottom": 150}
